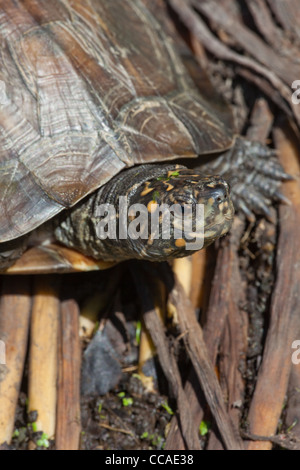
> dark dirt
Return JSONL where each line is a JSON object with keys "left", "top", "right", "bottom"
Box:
{"left": 5, "top": 376, "right": 173, "bottom": 451}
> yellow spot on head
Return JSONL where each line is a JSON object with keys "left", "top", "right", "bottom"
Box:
{"left": 165, "top": 183, "right": 174, "bottom": 191}
{"left": 141, "top": 182, "right": 154, "bottom": 196}
{"left": 147, "top": 201, "right": 158, "bottom": 213}
{"left": 147, "top": 236, "right": 154, "bottom": 246}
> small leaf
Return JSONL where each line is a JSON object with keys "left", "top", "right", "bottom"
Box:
{"left": 135, "top": 321, "right": 142, "bottom": 345}
{"left": 199, "top": 420, "right": 210, "bottom": 436}
{"left": 122, "top": 397, "right": 134, "bottom": 407}
{"left": 152, "top": 191, "right": 160, "bottom": 202}
{"left": 161, "top": 401, "right": 174, "bottom": 415}
{"left": 169, "top": 171, "right": 180, "bottom": 177}
{"left": 31, "top": 422, "right": 38, "bottom": 433}
{"left": 36, "top": 432, "right": 50, "bottom": 448}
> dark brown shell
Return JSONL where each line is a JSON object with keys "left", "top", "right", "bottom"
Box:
{"left": 0, "top": 0, "right": 234, "bottom": 243}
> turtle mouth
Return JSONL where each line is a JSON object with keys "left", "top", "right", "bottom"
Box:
{"left": 203, "top": 198, "right": 234, "bottom": 244}
{"left": 225, "top": 212, "right": 234, "bottom": 222}
{"left": 200, "top": 177, "right": 234, "bottom": 227}
{"left": 205, "top": 209, "right": 234, "bottom": 230}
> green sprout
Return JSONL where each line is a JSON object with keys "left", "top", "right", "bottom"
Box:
{"left": 161, "top": 401, "right": 174, "bottom": 415}
{"left": 199, "top": 420, "right": 211, "bottom": 436}
{"left": 168, "top": 171, "right": 180, "bottom": 178}
{"left": 135, "top": 320, "right": 142, "bottom": 345}
{"left": 122, "top": 397, "right": 134, "bottom": 407}
{"left": 36, "top": 432, "right": 50, "bottom": 448}
{"left": 117, "top": 391, "right": 133, "bottom": 406}
{"left": 132, "top": 373, "right": 142, "bottom": 381}
{"left": 152, "top": 190, "right": 160, "bottom": 202}
{"left": 31, "top": 422, "right": 38, "bottom": 433}
{"left": 156, "top": 171, "right": 180, "bottom": 182}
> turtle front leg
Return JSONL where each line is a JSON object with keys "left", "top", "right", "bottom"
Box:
{"left": 201, "top": 137, "right": 291, "bottom": 221}
{"left": 0, "top": 237, "right": 28, "bottom": 271}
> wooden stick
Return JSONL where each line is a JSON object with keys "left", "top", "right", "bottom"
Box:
{"left": 56, "top": 298, "right": 81, "bottom": 450}
{"left": 138, "top": 275, "right": 167, "bottom": 392}
{"left": 246, "top": 98, "right": 274, "bottom": 143}
{"left": 28, "top": 276, "right": 60, "bottom": 439}
{"left": 266, "top": 0, "right": 300, "bottom": 41}
{"left": 173, "top": 256, "right": 193, "bottom": 297}
{"left": 207, "top": 253, "right": 248, "bottom": 449}
{"left": 190, "top": 249, "right": 208, "bottom": 310}
{"left": 168, "top": 271, "right": 244, "bottom": 450}
{"left": 132, "top": 266, "right": 201, "bottom": 450}
{"left": 169, "top": 0, "right": 300, "bottom": 127}
{"left": 0, "top": 277, "right": 32, "bottom": 444}
{"left": 165, "top": 219, "right": 245, "bottom": 449}
{"left": 285, "top": 362, "right": 300, "bottom": 440}
{"left": 246, "top": 122, "right": 300, "bottom": 449}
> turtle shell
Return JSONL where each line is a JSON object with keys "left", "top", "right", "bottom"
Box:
{"left": 0, "top": 0, "right": 234, "bottom": 244}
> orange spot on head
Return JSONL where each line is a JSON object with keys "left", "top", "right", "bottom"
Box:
{"left": 175, "top": 238, "right": 186, "bottom": 248}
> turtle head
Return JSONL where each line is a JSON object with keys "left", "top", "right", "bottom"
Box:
{"left": 54, "top": 165, "right": 234, "bottom": 262}
{"left": 126, "top": 166, "right": 235, "bottom": 260}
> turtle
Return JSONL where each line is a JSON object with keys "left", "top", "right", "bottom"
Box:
{"left": 0, "top": 0, "right": 288, "bottom": 274}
